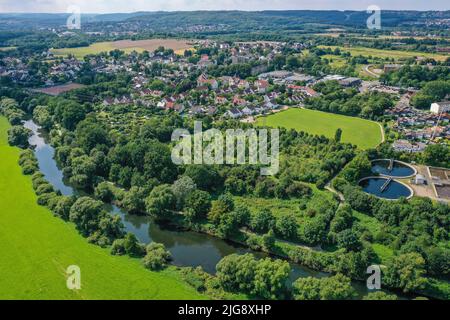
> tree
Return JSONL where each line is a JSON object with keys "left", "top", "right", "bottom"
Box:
{"left": 286, "top": 56, "right": 300, "bottom": 69}
{"left": 32, "top": 105, "right": 52, "bottom": 130}
{"left": 261, "top": 230, "right": 276, "bottom": 250}
{"left": 7, "top": 126, "right": 31, "bottom": 148}
{"left": 250, "top": 209, "right": 275, "bottom": 234}
{"left": 184, "top": 165, "right": 221, "bottom": 191}
{"left": 216, "top": 254, "right": 257, "bottom": 292}
{"left": 252, "top": 258, "right": 291, "bottom": 300}
{"left": 122, "top": 187, "right": 147, "bottom": 215}
{"left": 337, "top": 229, "right": 362, "bottom": 252}
{"left": 208, "top": 193, "right": 234, "bottom": 224}
{"left": 171, "top": 176, "right": 197, "bottom": 210}
{"left": 56, "top": 100, "right": 87, "bottom": 130}
{"left": 319, "top": 274, "right": 356, "bottom": 300}
{"left": 53, "top": 196, "right": 75, "bottom": 220}
{"left": 145, "top": 184, "right": 176, "bottom": 218}
{"left": 363, "top": 291, "right": 398, "bottom": 300}
{"left": 216, "top": 211, "right": 241, "bottom": 238}
{"left": 184, "top": 189, "right": 211, "bottom": 221}
{"left": 425, "top": 247, "right": 449, "bottom": 277}
{"left": 384, "top": 253, "right": 427, "bottom": 293}
{"left": 143, "top": 141, "right": 178, "bottom": 183}
{"left": 423, "top": 144, "right": 450, "bottom": 168}
{"left": 232, "top": 205, "right": 251, "bottom": 227}
{"left": 75, "top": 117, "right": 110, "bottom": 153}
{"left": 94, "top": 182, "right": 114, "bottom": 203}
{"left": 330, "top": 204, "right": 353, "bottom": 234}
{"left": 123, "top": 233, "right": 145, "bottom": 257}
{"left": 292, "top": 277, "right": 322, "bottom": 300}
{"left": 143, "top": 242, "right": 172, "bottom": 270}
{"left": 293, "top": 274, "right": 356, "bottom": 300}
{"left": 69, "top": 155, "right": 96, "bottom": 190}
{"left": 276, "top": 213, "right": 298, "bottom": 239}
{"left": 335, "top": 128, "right": 343, "bottom": 143}
{"left": 111, "top": 233, "right": 145, "bottom": 257}
{"left": 303, "top": 218, "right": 327, "bottom": 245}
{"left": 69, "top": 197, "right": 104, "bottom": 236}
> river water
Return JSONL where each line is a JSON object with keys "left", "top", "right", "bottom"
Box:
{"left": 24, "top": 119, "right": 385, "bottom": 298}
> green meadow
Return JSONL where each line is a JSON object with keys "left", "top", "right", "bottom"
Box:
{"left": 256, "top": 108, "right": 383, "bottom": 150}
{"left": 0, "top": 117, "right": 204, "bottom": 300}
{"left": 318, "top": 45, "right": 449, "bottom": 62}
{"left": 51, "top": 42, "right": 122, "bottom": 59}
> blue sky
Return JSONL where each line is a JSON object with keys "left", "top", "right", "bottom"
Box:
{"left": 0, "top": 0, "right": 449, "bottom": 13}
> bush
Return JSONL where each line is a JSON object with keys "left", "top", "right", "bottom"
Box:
{"left": 250, "top": 209, "right": 275, "bottom": 234}
{"left": 18, "top": 150, "right": 39, "bottom": 174}
{"left": 123, "top": 233, "right": 146, "bottom": 257}
{"left": 363, "top": 291, "right": 398, "bottom": 300}
{"left": 142, "top": 242, "right": 172, "bottom": 270}
{"left": 8, "top": 126, "right": 31, "bottom": 148}
{"left": 276, "top": 213, "right": 298, "bottom": 240}
{"left": 293, "top": 274, "right": 356, "bottom": 300}
{"left": 111, "top": 239, "right": 126, "bottom": 256}
{"left": 37, "top": 192, "right": 58, "bottom": 207}
{"left": 184, "top": 189, "right": 211, "bottom": 221}
{"left": 94, "top": 182, "right": 115, "bottom": 203}
{"left": 35, "top": 183, "right": 55, "bottom": 196}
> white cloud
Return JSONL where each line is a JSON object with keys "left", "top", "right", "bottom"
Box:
{"left": 0, "top": 0, "right": 449, "bottom": 13}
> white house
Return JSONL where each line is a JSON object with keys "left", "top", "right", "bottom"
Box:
{"left": 430, "top": 101, "right": 450, "bottom": 114}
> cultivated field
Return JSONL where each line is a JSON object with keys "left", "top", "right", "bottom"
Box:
{"left": 256, "top": 108, "right": 383, "bottom": 149}
{"left": 0, "top": 117, "right": 204, "bottom": 300}
{"left": 319, "top": 45, "right": 449, "bottom": 62}
{"left": 51, "top": 39, "right": 194, "bottom": 59}
{"left": 31, "top": 83, "right": 86, "bottom": 96}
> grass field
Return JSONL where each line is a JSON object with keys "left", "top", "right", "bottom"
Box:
{"left": 318, "top": 45, "right": 449, "bottom": 62}
{"left": 0, "top": 117, "right": 204, "bottom": 300}
{"left": 256, "top": 108, "right": 383, "bottom": 149}
{"left": 51, "top": 39, "right": 194, "bottom": 59}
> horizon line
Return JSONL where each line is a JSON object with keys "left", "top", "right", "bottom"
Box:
{"left": 1, "top": 9, "right": 450, "bottom": 14}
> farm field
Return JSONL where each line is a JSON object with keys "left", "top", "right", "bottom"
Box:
{"left": 31, "top": 83, "right": 86, "bottom": 96}
{"left": 0, "top": 117, "right": 204, "bottom": 300}
{"left": 318, "top": 45, "right": 449, "bottom": 62}
{"left": 256, "top": 108, "right": 383, "bottom": 150}
{"left": 51, "top": 39, "right": 194, "bottom": 59}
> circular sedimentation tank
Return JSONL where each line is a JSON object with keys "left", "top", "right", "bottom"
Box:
{"left": 371, "top": 159, "right": 417, "bottom": 178}
{"left": 359, "top": 177, "right": 414, "bottom": 200}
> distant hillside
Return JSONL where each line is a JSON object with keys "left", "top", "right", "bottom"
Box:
{"left": 0, "top": 10, "right": 449, "bottom": 31}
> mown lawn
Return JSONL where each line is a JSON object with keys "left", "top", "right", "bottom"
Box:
{"left": 256, "top": 108, "right": 383, "bottom": 150}
{"left": 0, "top": 117, "right": 205, "bottom": 300}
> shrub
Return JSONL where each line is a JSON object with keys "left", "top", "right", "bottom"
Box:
{"left": 142, "top": 242, "right": 172, "bottom": 270}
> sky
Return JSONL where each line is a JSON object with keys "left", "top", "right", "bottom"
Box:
{"left": 0, "top": 0, "right": 449, "bottom": 13}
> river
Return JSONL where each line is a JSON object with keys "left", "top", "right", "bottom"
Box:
{"left": 24, "top": 119, "right": 384, "bottom": 298}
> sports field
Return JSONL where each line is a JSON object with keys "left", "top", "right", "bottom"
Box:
{"left": 318, "top": 45, "right": 449, "bottom": 62}
{"left": 256, "top": 108, "right": 383, "bottom": 149}
{"left": 0, "top": 117, "right": 204, "bottom": 300}
{"left": 51, "top": 39, "right": 194, "bottom": 59}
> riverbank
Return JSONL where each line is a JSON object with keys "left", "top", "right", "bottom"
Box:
{"left": 0, "top": 116, "right": 206, "bottom": 300}
{"left": 23, "top": 118, "right": 449, "bottom": 300}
